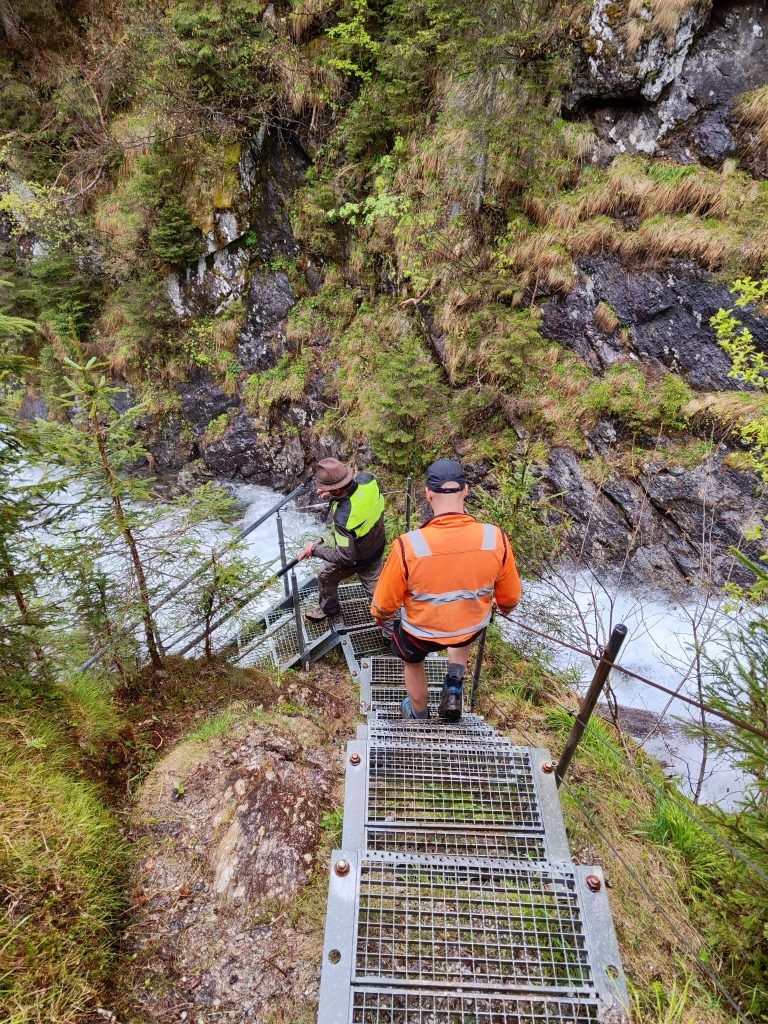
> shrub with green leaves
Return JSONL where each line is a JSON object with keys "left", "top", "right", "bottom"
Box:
{"left": 583, "top": 364, "right": 691, "bottom": 434}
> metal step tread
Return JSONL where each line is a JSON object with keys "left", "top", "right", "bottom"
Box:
{"left": 318, "top": 852, "right": 627, "bottom": 1022}
{"left": 341, "top": 741, "right": 571, "bottom": 863}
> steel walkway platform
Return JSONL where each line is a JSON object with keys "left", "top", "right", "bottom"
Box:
{"left": 225, "top": 580, "right": 379, "bottom": 670}
{"left": 219, "top": 577, "right": 629, "bottom": 1021}
{"left": 310, "top": 588, "right": 630, "bottom": 1024}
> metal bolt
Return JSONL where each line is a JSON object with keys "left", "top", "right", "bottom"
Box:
{"left": 334, "top": 858, "right": 351, "bottom": 877}
{"left": 586, "top": 874, "right": 602, "bottom": 892}
{"left": 361, "top": 660, "right": 369, "bottom": 668}
{"left": 351, "top": 670, "right": 358, "bottom": 677}
{"left": 542, "top": 761, "right": 554, "bottom": 774}
{"left": 349, "top": 753, "right": 361, "bottom": 766}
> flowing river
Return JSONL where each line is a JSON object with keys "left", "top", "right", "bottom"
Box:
{"left": 26, "top": 469, "right": 747, "bottom": 809}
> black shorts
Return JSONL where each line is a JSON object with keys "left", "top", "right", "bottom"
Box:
{"left": 389, "top": 618, "right": 481, "bottom": 664}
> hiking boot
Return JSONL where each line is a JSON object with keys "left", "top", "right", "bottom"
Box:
{"left": 438, "top": 685, "right": 463, "bottom": 722}
{"left": 401, "top": 696, "right": 430, "bottom": 720}
{"left": 303, "top": 607, "right": 333, "bottom": 624}
{"left": 438, "top": 664, "right": 465, "bottom": 722}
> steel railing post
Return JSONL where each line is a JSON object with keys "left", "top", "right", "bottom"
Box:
{"left": 555, "top": 623, "right": 628, "bottom": 787}
{"left": 405, "top": 476, "right": 413, "bottom": 532}
{"left": 276, "top": 512, "right": 290, "bottom": 598}
{"left": 468, "top": 627, "right": 488, "bottom": 712}
{"left": 290, "top": 569, "right": 309, "bottom": 670}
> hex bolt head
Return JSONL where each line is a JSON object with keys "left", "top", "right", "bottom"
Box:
{"left": 541, "top": 761, "right": 554, "bottom": 774}
{"left": 349, "top": 752, "right": 361, "bottom": 766}
{"left": 334, "top": 858, "right": 351, "bottom": 877}
{"left": 586, "top": 874, "right": 602, "bottom": 892}
{"left": 361, "top": 661, "right": 369, "bottom": 668}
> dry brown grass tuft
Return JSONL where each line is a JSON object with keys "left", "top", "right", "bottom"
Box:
{"left": 289, "top": 0, "right": 331, "bottom": 41}
{"left": 539, "top": 158, "right": 734, "bottom": 234}
{"left": 683, "top": 391, "right": 768, "bottom": 434}
{"left": 594, "top": 300, "right": 620, "bottom": 334}
{"left": 736, "top": 84, "right": 768, "bottom": 145}
{"left": 648, "top": 171, "right": 729, "bottom": 219}
{"left": 568, "top": 217, "right": 622, "bottom": 256}
{"left": 650, "top": 0, "right": 700, "bottom": 40}
{"left": 618, "top": 216, "right": 727, "bottom": 267}
{"left": 625, "top": 18, "right": 646, "bottom": 55}
{"left": 501, "top": 231, "right": 575, "bottom": 293}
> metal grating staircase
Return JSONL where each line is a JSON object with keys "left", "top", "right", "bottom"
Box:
{"left": 225, "top": 580, "right": 377, "bottom": 670}
{"left": 313, "top": 594, "right": 630, "bottom": 1024}
{"left": 219, "top": 576, "right": 629, "bottom": 1021}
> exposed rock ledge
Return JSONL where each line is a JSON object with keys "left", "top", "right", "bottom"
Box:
{"left": 120, "top": 670, "right": 354, "bottom": 1022}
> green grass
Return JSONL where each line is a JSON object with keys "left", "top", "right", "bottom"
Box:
{"left": 645, "top": 797, "right": 731, "bottom": 888}
{"left": 543, "top": 704, "right": 626, "bottom": 774}
{"left": 185, "top": 705, "right": 243, "bottom": 741}
{"left": 0, "top": 721, "right": 127, "bottom": 1024}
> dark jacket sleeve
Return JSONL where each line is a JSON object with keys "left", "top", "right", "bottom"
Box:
{"left": 312, "top": 519, "right": 360, "bottom": 568}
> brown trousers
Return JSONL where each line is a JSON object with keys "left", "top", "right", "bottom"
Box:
{"left": 317, "top": 557, "right": 384, "bottom": 618}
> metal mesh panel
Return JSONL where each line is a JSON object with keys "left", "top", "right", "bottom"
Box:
{"left": 369, "top": 656, "right": 447, "bottom": 684}
{"left": 232, "top": 602, "right": 331, "bottom": 669}
{"left": 367, "top": 745, "right": 542, "bottom": 830}
{"left": 338, "top": 584, "right": 376, "bottom": 629}
{"left": 366, "top": 717, "right": 500, "bottom": 744}
{"left": 364, "top": 827, "right": 547, "bottom": 860}
{"left": 350, "top": 627, "right": 391, "bottom": 659}
{"left": 350, "top": 989, "right": 601, "bottom": 1023}
{"left": 354, "top": 858, "right": 592, "bottom": 991}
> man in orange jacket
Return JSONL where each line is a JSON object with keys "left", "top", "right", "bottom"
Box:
{"left": 371, "top": 459, "right": 522, "bottom": 722}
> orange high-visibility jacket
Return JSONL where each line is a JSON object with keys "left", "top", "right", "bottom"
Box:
{"left": 371, "top": 512, "right": 522, "bottom": 645}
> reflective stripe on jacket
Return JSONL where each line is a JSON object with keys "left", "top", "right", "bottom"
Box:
{"left": 371, "top": 512, "right": 522, "bottom": 645}
{"left": 312, "top": 472, "right": 386, "bottom": 569}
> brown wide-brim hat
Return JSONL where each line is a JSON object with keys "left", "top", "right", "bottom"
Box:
{"left": 315, "top": 457, "right": 354, "bottom": 490}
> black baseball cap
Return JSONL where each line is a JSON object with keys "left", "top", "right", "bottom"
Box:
{"left": 426, "top": 458, "right": 466, "bottom": 494}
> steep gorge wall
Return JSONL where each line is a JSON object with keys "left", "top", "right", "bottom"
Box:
{"left": 3, "top": 0, "right": 768, "bottom": 593}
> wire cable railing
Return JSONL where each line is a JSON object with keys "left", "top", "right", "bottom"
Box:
{"left": 496, "top": 610, "right": 768, "bottom": 744}
{"left": 482, "top": 644, "right": 768, "bottom": 887}
{"left": 481, "top": 689, "right": 755, "bottom": 1024}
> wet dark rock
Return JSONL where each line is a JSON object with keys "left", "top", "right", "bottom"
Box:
{"left": 148, "top": 416, "right": 196, "bottom": 472}
{"left": 579, "top": 2, "right": 768, "bottom": 168}
{"left": 179, "top": 370, "right": 239, "bottom": 428}
{"left": 199, "top": 410, "right": 307, "bottom": 490}
{"left": 541, "top": 446, "right": 766, "bottom": 588}
{"left": 17, "top": 391, "right": 48, "bottom": 422}
{"left": 237, "top": 269, "right": 294, "bottom": 373}
{"left": 542, "top": 254, "right": 768, "bottom": 390}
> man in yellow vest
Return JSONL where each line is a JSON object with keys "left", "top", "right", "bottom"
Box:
{"left": 298, "top": 458, "right": 387, "bottom": 626}
{"left": 371, "top": 459, "right": 521, "bottom": 721}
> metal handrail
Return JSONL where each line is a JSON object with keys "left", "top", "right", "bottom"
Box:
{"left": 74, "top": 483, "right": 306, "bottom": 672}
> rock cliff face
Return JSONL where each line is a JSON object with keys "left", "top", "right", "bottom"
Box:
{"left": 581, "top": 0, "right": 711, "bottom": 105}
{"left": 575, "top": 1, "right": 768, "bottom": 170}
{"left": 540, "top": 445, "right": 765, "bottom": 588}
{"left": 153, "top": 129, "right": 337, "bottom": 490}
{"left": 147, "top": 0, "right": 768, "bottom": 593}
{"left": 542, "top": 254, "right": 768, "bottom": 390}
